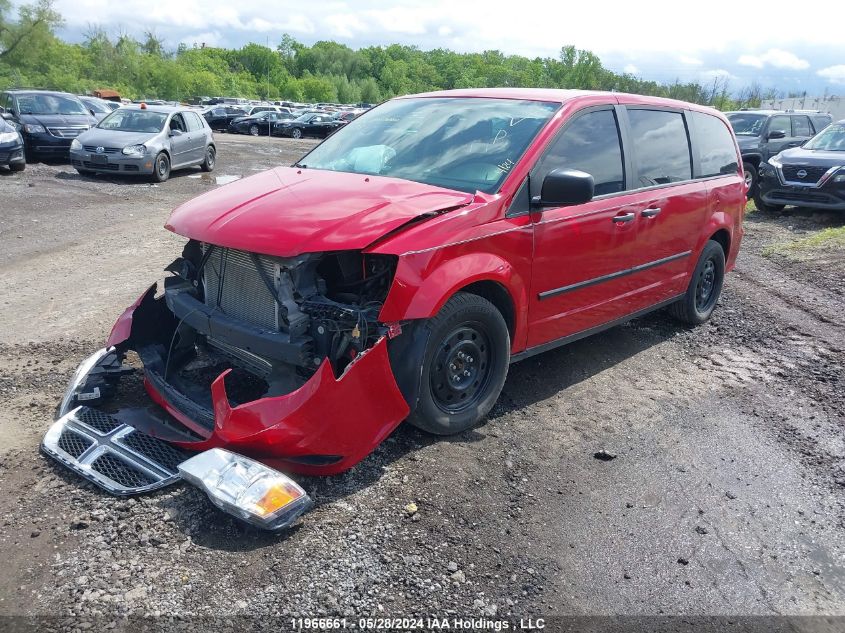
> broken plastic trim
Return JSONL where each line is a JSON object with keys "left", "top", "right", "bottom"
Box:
{"left": 56, "top": 348, "right": 111, "bottom": 420}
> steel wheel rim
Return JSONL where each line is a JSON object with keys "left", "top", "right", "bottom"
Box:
{"left": 696, "top": 259, "right": 716, "bottom": 311}
{"left": 157, "top": 157, "right": 168, "bottom": 178}
{"left": 430, "top": 323, "right": 492, "bottom": 413}
{"left": 206, "top": 148, "right": 215, "bottom": 167}
{"left": 745, "top": 170, "right": 753, "bottom": 188}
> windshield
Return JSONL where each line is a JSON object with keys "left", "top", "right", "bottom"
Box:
{"left": 803, "top": 123, "right": 845, "bottom": 151}
{"left": 298, "top": 97, "right": 559, "bottom": 194}
{"left": 17, "top": 93, "right": 88, "bottom": 116}
{"left": 726, "top": 113, "right": 767, "bottom": 136}
{"left": 97, "top": 109, "right": 168, "bottom": 133}
{"left": 81, "top": 98, "right": 112, "bottom": 114}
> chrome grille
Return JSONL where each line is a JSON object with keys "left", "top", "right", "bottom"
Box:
{"left": 83, "top": 145, "right": 120, "bottom": 154}
{"left": 203, "top": 246, "right": 278, "bottom": 330}
{"left": 47, "top": 126, "right": 88, "bottom": 138}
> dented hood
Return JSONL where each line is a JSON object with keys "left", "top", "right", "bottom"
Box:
{"left": 165, "top": 166, "right": 474, "bottom": 257}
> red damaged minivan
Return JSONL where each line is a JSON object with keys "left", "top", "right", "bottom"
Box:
{"left": 44, "top": 89, "right": 744, "bottom": 523}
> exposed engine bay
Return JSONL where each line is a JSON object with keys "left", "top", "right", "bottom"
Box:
{"left": 82, "top": 240, "right": 399, "bottom": 432}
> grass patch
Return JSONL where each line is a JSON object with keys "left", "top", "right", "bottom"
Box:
{"left": 762, "top": 226, "right": 845, "bottom": 260}
{"left": 744, "top": 199, "right": 757, "bottom": 216}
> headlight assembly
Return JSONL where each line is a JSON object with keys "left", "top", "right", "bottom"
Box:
{"left": 122, "top": 144, "right": 146, "bottom": 157}
{"left": 179, "top": 448, "right": 312, "bottom": 531}
{"left": 768, "top": 155, "right": 782, "bottom": 169}
{"left": 23, "top": 124, "right": 45, "bottom": 134}
{"left": 0, "top": 131, "right": 18, "bottom": 143}
{"left": 70, "top": 138, "right": 82, "bottom": 151}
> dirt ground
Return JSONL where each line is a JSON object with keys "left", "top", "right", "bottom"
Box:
{"left": 0, "top": 135, "right": 844, "bottom": 628}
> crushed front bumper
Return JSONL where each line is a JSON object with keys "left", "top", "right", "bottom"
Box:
{"left": 45, "top": 287, "right": 411, "bottom": 496}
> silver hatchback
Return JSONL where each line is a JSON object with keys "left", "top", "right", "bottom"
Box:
{"left": 70, "top": 105, "right": 216, "bottom": 182}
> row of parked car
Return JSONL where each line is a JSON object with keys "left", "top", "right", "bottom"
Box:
{"left": 201, "top": 104, "right": 361, "bottom": 138}
{"left": 0, "top": 89, "right": 365, "bottom": 181}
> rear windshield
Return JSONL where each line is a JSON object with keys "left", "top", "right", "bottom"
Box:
{"left": 803, "top": 123, "right": 845, "bottom": 151}
{"left": 298, "top": 97, "right": 560, "bottom": 194}
{"left": 16, "top": 93, "right": 88, "bottom": 116}
{"left": 97, "top": 110, "right": 168, "bottom": 133}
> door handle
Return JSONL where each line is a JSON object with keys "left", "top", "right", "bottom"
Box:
{"left": 612, "top": 211, "right": 636, "bottom": 223}
{"left": 642, "top": 207, "right": 662, "bottom": 218}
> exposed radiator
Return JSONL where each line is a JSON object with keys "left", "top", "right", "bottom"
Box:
{"left": 203, "top": 245, "right": 278, "bottom": 331}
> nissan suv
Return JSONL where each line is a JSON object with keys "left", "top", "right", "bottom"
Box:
{"left": 0, "top": 89, "right": 96, "bottom": 161}
{"left": 726, "top": 110, "right": 832, "bottom": 196}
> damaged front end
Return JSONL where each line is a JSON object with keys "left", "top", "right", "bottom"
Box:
{"left": 43, "top": 240, "right": 411, "bottom": 507}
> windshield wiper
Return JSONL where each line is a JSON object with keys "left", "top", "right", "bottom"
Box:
{"left": 293, "top": 162, "right": 307, "bottom": 168}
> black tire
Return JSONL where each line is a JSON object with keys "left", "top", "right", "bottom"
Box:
{"left": 752, "top": 191, "right": 784, "bottom": 213}
{"left": 249, "top": 124, "right": 259, "bottom": 136}
{"left": 151, "top": 152, "right": 170, "bottom": 183}
{"left": 291, "top": 127, "right": 303, "bottom": 139}
{"left": 75, "top": 168, "right": 93, "bottom": 176}
{"left": 201, "top": 145, "right": 215, "bottom": 172}
{"left": 407, "top": 292, "right": 510, "bottom": 435}
{"left": 669, "top": 240, "right": 725, "bottom": 325}
{"left": 743, "top": 161, "right": 757, "bottom": 198}
{"left": 9, "top": 162, "right": 25, "bottom": 172}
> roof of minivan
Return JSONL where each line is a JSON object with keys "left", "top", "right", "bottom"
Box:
{"left": 401, "top": 88, "right": 723, "bottom": 113}
{"left": 119, "top": 105, "right": 184, "bottom": 114}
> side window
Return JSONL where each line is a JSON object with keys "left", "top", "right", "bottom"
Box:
{"left": 792, "top": 115, "right": 812, "bottom": 137}
{"left": 768, "top": 115, "right": 791, "bottom": 137}
{"left": 810, "top": 116, "right": 831, "bottom": 134}
{"left": 627, "top": 109, "right": 692, "bottom": 186}
{"left": 690, "top": 111, "right": 739, "bottom": 178}
{"left": 184, "top": 112, "right": 202, "bottom": 131}
{"left": 536, "top": 109, "right": 625, "bottom": 196}
{"left": 170, "top": 114, "right": 186, "bottom": 132}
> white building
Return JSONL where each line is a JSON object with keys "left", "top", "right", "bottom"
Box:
{"left": 760, "top": 95, "right": 845, "bottom": 121}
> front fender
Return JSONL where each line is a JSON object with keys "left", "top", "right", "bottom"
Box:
{"left": 379, "top": 251, "right": 528, "bottom": 348}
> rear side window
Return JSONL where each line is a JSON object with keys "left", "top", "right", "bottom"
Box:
{"left": 627, "top": 109, "right": 691, "bottom": 186}
{"left": 811, "top": 115, "right": 831, "bottom": 133}
{"left": 184, "top": 111, "right": 203, "bottom": 131}
{"left": 690, "top": 111, "right": 739, "bottom": 178}
{"left": 792, "top": 115, "right": 812, "bottom": 137}
{"left": 536, "top": 109, "right": 625, "bottom": 196}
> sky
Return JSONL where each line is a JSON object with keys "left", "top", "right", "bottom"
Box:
{"left": 48, "top": 0, "right": 845, "bottom": 95}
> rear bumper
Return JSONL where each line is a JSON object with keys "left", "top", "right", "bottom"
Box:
{"left": 57, "top": 287, "right": 410, "bottom": 477}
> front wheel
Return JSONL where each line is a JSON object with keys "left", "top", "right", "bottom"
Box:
{"left": 407, "top": 292, "right": 510, "bottom": 435}
{"left": 291, "top": 127, "right": 303, "bottom": 139}
{"left": 9, "top": 162, "right": 25, "bottom": 172}
{"left": 743, "top": 161, "right": 758, "bottom": 198}
{"left": 249, "top": 124, "right": 259, "bottom": 136}
{"left": 669, "top": 240, "right": 725, "bottom": 325}
{"left": 151, "top": 152, "right": 170, "bottom": 183}
{"left": 753, "top": 192, "right": 785, "bottom": 213}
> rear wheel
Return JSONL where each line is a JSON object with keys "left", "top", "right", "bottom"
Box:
{"left": 291, "top": 127, "right": 303, "bottom": 139}
{"left": 753, "top": 191, "right": 784, "bottom": 213}
{"left": 151, "top": 152, "right": 170, "bottom": 183}
{"left": 669, "top": 240, "right": 725, "bottom": 325}
{"left": 407, "top": 292, "right": 510, "bottom": 435}
{"left": 200, "top": 145, "right": 215, "bottom": 172}
{"left": 743, "top": 161, "right": 758, "bottom": 197}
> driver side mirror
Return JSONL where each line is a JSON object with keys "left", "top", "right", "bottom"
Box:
{"left": 169, "top": 128, "right": 183, "bottom": 137}
{"left": 532, "top": 169, "right": 595, "bottom": 207}
{"left": 767, "top": 129, "right": 787, "bottom": 140}
{"left": 1, "top": 111, "right": 15, "bottom": 121}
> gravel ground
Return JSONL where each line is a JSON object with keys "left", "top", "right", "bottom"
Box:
{"left": 0, "top": 137, "right": 844, "bottom": 629}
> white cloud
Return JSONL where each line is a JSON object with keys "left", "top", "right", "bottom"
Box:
{"left": 679, "top": 55, "right": 703, "bottom": 66}
{"left": 623, "top": 64, "right": 639, "bottom": 75}
{"left": 701, "top": 68, "right": 737, "bottom": 82}
{"left": 324, "top": 13, "right": 367, "bottom": 39}
{"left": 737, "top": 48, "right": 810, "bottom": 70}
{"left": 817, "top": 65, "right": 845, "bottom": 84}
